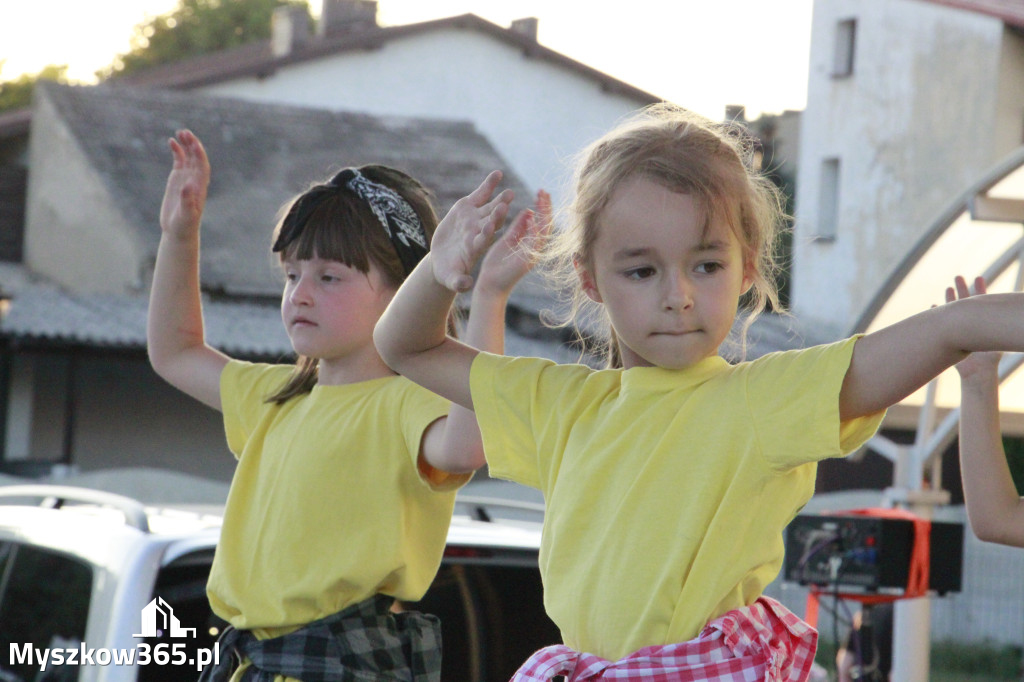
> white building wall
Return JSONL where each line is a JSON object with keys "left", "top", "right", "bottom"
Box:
{"left": 26, "top": 90, "right": 146, "bottom": 295}
{"left": 69, "top": 356, "right": 235, "bottom": 481}
{"left": 197, "top": 28, "right": 649, "bottom": 210}
{"left": 792, "top": 0, "right": 1009, "bottom": 336}
{"left": 995, "top": 27, "right": 1024, "bottom": 153}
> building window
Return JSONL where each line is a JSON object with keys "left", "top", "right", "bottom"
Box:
{"left": 833, "top": 18, "right": 857, "bottom": 77}
{"left": 817, "top": 158, "right": 841, "bottom": 241}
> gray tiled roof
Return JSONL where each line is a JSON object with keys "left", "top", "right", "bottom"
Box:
{"left": 922, "top": 0, "right": 1024, "bottom": 27}
{"left": 0, "top": 283, "right": 582, "bottom": 362}
{"left": 40, "top": 82, "right": 534, "bottom": 299}
{"left": 2, "top": 284, "right": 290, "bottom": 358}
{"left": 9, "top": 82, "right": 811, "bottom": 361}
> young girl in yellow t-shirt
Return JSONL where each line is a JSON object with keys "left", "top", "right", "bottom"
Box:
{"left": 149, "top": 129, "right": 549, "bottom": 681}
{"left": 375, "top": 103, "right": 1024, "bottom": 681}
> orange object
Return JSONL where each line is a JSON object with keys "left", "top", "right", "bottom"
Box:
{"left": 802, "top": 508, "right": 931, "bottom": 627}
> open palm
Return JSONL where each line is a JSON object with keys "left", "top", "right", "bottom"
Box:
{"left": 431, "top": 171, "right": 515, "bottom": 292}
{"left": 159, "top": 130, "right": 210, "bottom": 239}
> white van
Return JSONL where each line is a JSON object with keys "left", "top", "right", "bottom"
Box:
{"left": 0, "top": 475, "right": 554, "bottom": 682}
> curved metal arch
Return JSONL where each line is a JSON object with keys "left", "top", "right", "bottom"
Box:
{"left": 850, "top": 144, "right": 1024, "bottom": 489}
{"left": 852, "top": 145, "right": 1024, "bottom": 335}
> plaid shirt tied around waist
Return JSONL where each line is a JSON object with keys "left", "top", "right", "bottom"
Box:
{"left": 198, "top": 595, "right": 441, "bottom": 682}
{"left": 511, "top": 596, "right": 817, "bottom": 682}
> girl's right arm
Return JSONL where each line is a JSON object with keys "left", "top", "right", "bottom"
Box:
{"left": 839, "top": 276, "right": 1024, "bottom": 421}
{"left": 147, "top": 130, "right": 229, "bottom": 411}
{"left": 374, "top": 171, "right": 515, "bottom": 409}
{"left": 951, "top": 278, "right": 1024, "bottom": 547}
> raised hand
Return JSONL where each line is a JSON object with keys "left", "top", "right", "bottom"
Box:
{"left": 949, "top": 273, "right": 1024, "bottom": 547}
{"left": 148, "top": 128, "right": 227, "bottom": 411}
{"left": 160, "top": 130, "right": 210, "bottom": 239}
{"left": 948, "top": 275, "right": 1002, "bottom": 380}
{"left": 476, "top": 189, "right": 553, "bottom": 297}
{"left": 430, "top": 171, "right": 515, "bottom": 292}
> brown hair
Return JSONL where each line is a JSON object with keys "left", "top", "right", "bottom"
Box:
{"left": 544, "top": 103, "right": 788, "bottom": 367}
{"left": 266, "top": 165, "right": 440, "bottom": 403}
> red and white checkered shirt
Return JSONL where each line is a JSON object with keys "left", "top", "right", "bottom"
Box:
{"left": 510, "top": 597, "right": 817, "bottom": 682}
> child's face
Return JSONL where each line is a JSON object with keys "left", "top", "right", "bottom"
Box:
{"left": 280, "top": 255, "right": 396, "bottom": 370}
{"left": 579, "top": 176, "right": 752, "bottom": 370}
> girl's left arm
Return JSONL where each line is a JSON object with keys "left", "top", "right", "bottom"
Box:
{"left": 957, "top": 352, "right": 1024, "bottom": 546}
{"left": 839, "top": 276, "right": 1024, "bottom": 421}
{"left": 950, "top": 278, "right": 1024, "bottom": 547}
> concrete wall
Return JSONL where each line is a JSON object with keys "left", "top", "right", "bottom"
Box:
{"left": 68, "top": 355, "right": 235, "bottom": 480}
{"left": 199, "top": 27, "right": 650, "bottom": 212}
{"left": 995, "top": 26, "right": 1024, "bottom": 153}
{"left": 9, "top": 352, "right": 236, "bottom": 482}
{"left": 792, "top": 0, "right": 1015, "bottom": 336}
{"left": 25, "top": 88, "right": 145, "bottom": 295}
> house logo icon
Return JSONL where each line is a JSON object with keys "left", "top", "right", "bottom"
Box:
{"left": 134, "top": 597, "right": 197, "bottom": 638}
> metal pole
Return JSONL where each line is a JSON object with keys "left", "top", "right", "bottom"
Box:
{"left": 890, "top": 491, "right": 933, "bottom": 682}
{"left": 887, "top": 372, "right": 946, "bottom": 682}
{"left": 892, "top": 597, "right": 931, "bottom": 682}
{"left": 885, "top": 487, "right": 949, "bottom": 682}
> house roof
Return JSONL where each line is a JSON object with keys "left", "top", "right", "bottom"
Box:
{"left": 5, "top": 82, "right": 586, "bottom": 360}
{"left": 0, "top": 283, "right": 582, "bottom": 363}
{"left": 1, "top": 285, "right": 289, "bottom": 358}
{"left": 0, "top": 108, "right": 31, "bottom": 139}
{"left": 113, "top": 13, "right": 661, "bottom": 104}
{"left": 39, "top": 81, "right": 533, "bottom": 298}
{"left": 0, "top": 14, "right": 660, "bottom": 145}
{"left": 920, "top": 0, "right": 1024, "bottom": 28}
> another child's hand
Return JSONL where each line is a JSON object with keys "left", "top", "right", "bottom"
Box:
{"left": 431, "top": 171, "right": 514, "bottom": 292}
{"left": 476, "top": 189, "right": 552, "bottom": 298}
{"left": 160, "top": 130, "right": 210, "bottom": 240}
{"left": 948, "top": 275, "right": 1002, "bottom": 380}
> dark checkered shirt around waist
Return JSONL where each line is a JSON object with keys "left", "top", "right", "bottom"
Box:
{"left": 198, "top": 594, "right": 441, "bottom": 682}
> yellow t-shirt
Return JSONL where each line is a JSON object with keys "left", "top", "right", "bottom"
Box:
{"left": 470, "top": 336, "right": 886, "bottom": 660}
{"left": 208, "top": 360, "right": 468, "bottom": 640}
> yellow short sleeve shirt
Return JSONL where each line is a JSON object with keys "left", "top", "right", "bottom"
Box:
{"left": 469, "top": 336, "right": 885, "bottom": 660}
{"left": 208, "top": 361, "right": 467, "bottom": 635}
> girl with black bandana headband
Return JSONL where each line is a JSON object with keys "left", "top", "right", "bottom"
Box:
{"left": 148, "top": 129, "right": 551, "bottom": 682}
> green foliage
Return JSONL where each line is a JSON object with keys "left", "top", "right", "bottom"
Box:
{"left": 766, "top": 167, "right": 795, "bottom": 309}
{"left": 0, "top": 64, "right": 70, "bottom": 114}
{"left": 100, "top": 0, "right": 311, "bottom": 80}
{"left": 817, "top": 637, "right": 1022, "bottom": 681}
{"left": 931, "top": 640, "right": 1022, "bottom": 679}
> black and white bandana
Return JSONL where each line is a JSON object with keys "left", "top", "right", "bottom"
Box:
{"left": 272, "top": 168, "right": 429, "bottom": 275}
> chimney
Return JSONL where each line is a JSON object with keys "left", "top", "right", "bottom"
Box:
{"left": 724, "top": 104, "right": 747, "bottom": 123}
{"left": 510, "top": 17, "right": 539, "bottom": 42}
{"left": 319, "top": 0, "right": 378, "bottom": 37}
{"left": 271, "top": 6, "right": 311, "bottom": 57}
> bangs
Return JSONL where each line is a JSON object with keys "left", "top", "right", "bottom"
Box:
{"left": 276, "top": 198, "right": 371, "bottom": 273}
